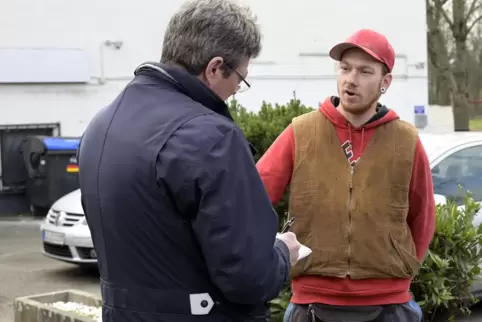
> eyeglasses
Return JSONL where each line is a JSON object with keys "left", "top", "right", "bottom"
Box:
{"left": 225, "top": 63, "right": 251, "bottom": 93}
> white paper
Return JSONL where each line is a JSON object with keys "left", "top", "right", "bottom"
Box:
{"left": 276, "top": 233, "right": 312, "bottom": 262}
{"left": 297, "top": 244, "right": 312, "bottom": 260}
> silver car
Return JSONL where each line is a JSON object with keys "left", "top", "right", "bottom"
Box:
{"left": 40, "top": 189, "right": 96, "bottom": 266}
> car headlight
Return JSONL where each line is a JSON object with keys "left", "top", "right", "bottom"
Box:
{"left": 44, "top": 208, "right": 54, "bottom": 223}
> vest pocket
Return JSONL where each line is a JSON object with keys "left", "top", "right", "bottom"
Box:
{"left": 389, "top": 234, "right": 421, "bottom": 277}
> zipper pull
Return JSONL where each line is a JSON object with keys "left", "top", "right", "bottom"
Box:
{"left": 349, "top": 166, "right": 354, "bottom": 190}
{"left": 309, "top": 305, "right": 316, "bottom": 322}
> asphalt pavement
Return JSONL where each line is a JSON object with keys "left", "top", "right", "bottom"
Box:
{"left": 0, "top": 218, "right": 99, "bottom": 322}
{"left": 1, "top": 217, "right": 482, "bottom": 322}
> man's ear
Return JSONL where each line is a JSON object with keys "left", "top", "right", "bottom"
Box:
{"left": 382, "top": 73, "right": 393, "bottom": 92}
{"left": 204, "top": 57, "right": 224, "bottom": 79}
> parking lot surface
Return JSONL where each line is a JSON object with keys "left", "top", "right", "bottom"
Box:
{"left": 0, "top": 219, "right": 99, "bottom": 322}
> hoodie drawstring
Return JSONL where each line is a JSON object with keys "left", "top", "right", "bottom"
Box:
{"left": 361, "top": 128, "right": 365, "bottom": 150}
{"left": 348, "top": 123, "right": 352, "bottom": 144}
{"left": 347, "top": 123, "right": 365, "bottom": 164}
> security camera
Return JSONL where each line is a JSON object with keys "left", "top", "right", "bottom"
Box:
{"left": 104, "top": 40, "right": 123, "bottom": 50}
{"left": 113, "top": 41, "right": 123, "bottom": 50}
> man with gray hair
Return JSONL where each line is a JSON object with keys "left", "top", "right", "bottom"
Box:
{"left": 77, "top": 0, "right": 301, "bottom": 321}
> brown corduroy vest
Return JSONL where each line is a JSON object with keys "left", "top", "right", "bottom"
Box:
{"left": 289, "top": 110, "right": 420, "bottom": 280}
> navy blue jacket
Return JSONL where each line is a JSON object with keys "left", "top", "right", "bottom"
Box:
{"left": 78, "top": 62, "right": 290, "bottom": 322}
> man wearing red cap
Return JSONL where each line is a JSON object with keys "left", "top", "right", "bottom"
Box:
{"left": 257, "top": 29, "right": 435, "bottom": 321}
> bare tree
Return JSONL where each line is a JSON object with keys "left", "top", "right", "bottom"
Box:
{"left": 467, "top": 19, "right": 482, "bottom": 116}
{"left": 427, "top": 0, "right": 452, "bottom": 105}
{"left": 427, "top": 0, "right": 482, "bottom": 130}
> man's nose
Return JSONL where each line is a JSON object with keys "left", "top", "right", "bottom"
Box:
{"left": 345, "top": 70, "right": 358, "bottom": 86}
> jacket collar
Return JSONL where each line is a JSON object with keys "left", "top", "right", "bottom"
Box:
{"left": 134, "top": 62, "right": 234, "bottom": 121}
{"left": 133, "top": 62, "right": 257, "bottom": 156}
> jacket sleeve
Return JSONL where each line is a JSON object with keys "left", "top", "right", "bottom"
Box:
{"left": 191, "top": 126, "right": 291, "bottom": 304}
{"left": 256, "top": 124, "right": 295, "bottom": 203}
{"left": 407, "top": 138, "right": 436, "bottom": 262}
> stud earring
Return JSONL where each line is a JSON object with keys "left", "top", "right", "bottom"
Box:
{"left": 380, "top": 87, "right": 386, "bottom": 94}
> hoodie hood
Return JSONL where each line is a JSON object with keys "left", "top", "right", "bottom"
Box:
{"left": 320, "top": 96, "right": 399, "bottom": 129}
{"left": 318, "top": 96, "right": 400, "bottom": 166}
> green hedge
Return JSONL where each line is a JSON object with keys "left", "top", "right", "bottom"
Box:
{"left": 230, "top": 96, "right": 482, "bottom": 321}
{"left": 229, "top": 96, "right": 313, "bottom": 226}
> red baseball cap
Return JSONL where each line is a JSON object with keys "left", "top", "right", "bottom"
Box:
{"left": 329, "top": 29, "right": 395, "bottom": 72}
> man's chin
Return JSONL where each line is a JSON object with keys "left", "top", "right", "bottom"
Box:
{"left": 341, "top": 103, "right": 372, "bottom": 115}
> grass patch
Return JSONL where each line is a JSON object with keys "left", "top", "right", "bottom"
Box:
{"left": 470, "top": 118, "right": 482, "bottom": 131}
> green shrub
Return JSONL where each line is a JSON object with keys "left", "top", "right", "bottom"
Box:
{"left": 269, "top": 283, "right": 292, "bottom": 322}
{"left": 228, "top": 94, "right": 313, "bottom": 226}
{"left": 228, "top": 94, "right": 314, "bottom": 163}
{"left": 411, "top": 192, "right": 482, "bottom": 321}
{"left": 230, "top": 97, "right": 482, "bottom": 321}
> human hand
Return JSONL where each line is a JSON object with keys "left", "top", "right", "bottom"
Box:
{"left": 276, "top": 232, "right": 301, "bottom": 266}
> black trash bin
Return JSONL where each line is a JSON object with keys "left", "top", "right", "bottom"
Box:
{"left": 20, "top": 136, "right": 80, "bottom": 215}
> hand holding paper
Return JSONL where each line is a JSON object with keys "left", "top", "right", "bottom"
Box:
{"left": 276, "top": 233, "right": 312, "bottom": 265}
{"left": 296, "top": 244, "right": 312, "bottom": 261}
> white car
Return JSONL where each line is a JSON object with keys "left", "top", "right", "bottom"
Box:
{"left": 40, "top": 132, "right": 482, "bottom": 271}
{"left": 420, "top": 132, "right": 482, "bottom": 297}
{"left": 420, "top": 132, "right": 482, "bottom": 227}
{"left": 40, "top": 189, "right": 97, "bottom": 266}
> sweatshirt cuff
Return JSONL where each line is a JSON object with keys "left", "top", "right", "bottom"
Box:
{"left": 274, "top": 238, "right": 291, "bottom": 279}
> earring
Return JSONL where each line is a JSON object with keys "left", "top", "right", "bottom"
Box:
{"left": 380, "top": 87, "right": 386, "bottom": 93}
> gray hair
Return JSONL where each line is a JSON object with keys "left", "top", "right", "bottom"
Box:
{"left": 161, "top": 0, "right": 262, "bottom": 76}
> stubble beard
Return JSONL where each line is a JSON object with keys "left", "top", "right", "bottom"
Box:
{"left": 341, "top": 93, "right": 379, "bottom": 115}
{"left": 339, "top": 82, "right": 383, "bottom": 116}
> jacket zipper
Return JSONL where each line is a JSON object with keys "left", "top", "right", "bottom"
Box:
{"left": 347, "top": 165, "right": 355, "bottom": 276}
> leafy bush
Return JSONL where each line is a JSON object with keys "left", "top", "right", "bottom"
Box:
{"left": 230, "top": 97, "right": 482, "bottom": 321}
{"left": 411, "top": 192, "right": 482, "bottom": 321}
{"left": 228, "top": 95, "right": 313, "bottom": 225}
{"left": 269, "top": 283, "right": 292, "bottom": 322}
{"left": 228, "top": 94, "right": 314, "bottom": 163}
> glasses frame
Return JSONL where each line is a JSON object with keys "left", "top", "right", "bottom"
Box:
{"left": 224, "top": 62, "right": 251, "bottom": 93}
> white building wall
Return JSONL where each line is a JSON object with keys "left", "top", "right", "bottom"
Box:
{"left": 0, "top": 83, "right": 128, "bottom": 136}
{"left": 0, "top": 0, "right": 429, "bottom": 136}
{"left": 420, "top": 105, "right": 455, "bottom": 133}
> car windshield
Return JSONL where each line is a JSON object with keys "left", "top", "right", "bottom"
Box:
{"left": 420, "top": 135, "right": 482, "bottom": 206}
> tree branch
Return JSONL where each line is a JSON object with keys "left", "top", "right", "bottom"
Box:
{"left": 437, "top": 0, "right": 450, "bottom": 6}
{"left": 466, "top": 0, "right": 481, "bottom": 21}
{"left": 468, "top": 14, "right": 482, "bottom": 34}
{"left": 438, "top": 3, "right": 455, "bottom": 31}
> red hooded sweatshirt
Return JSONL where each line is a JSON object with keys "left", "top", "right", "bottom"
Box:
{"left": 256, "top": 97, "right": 435, "bottom": 306}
